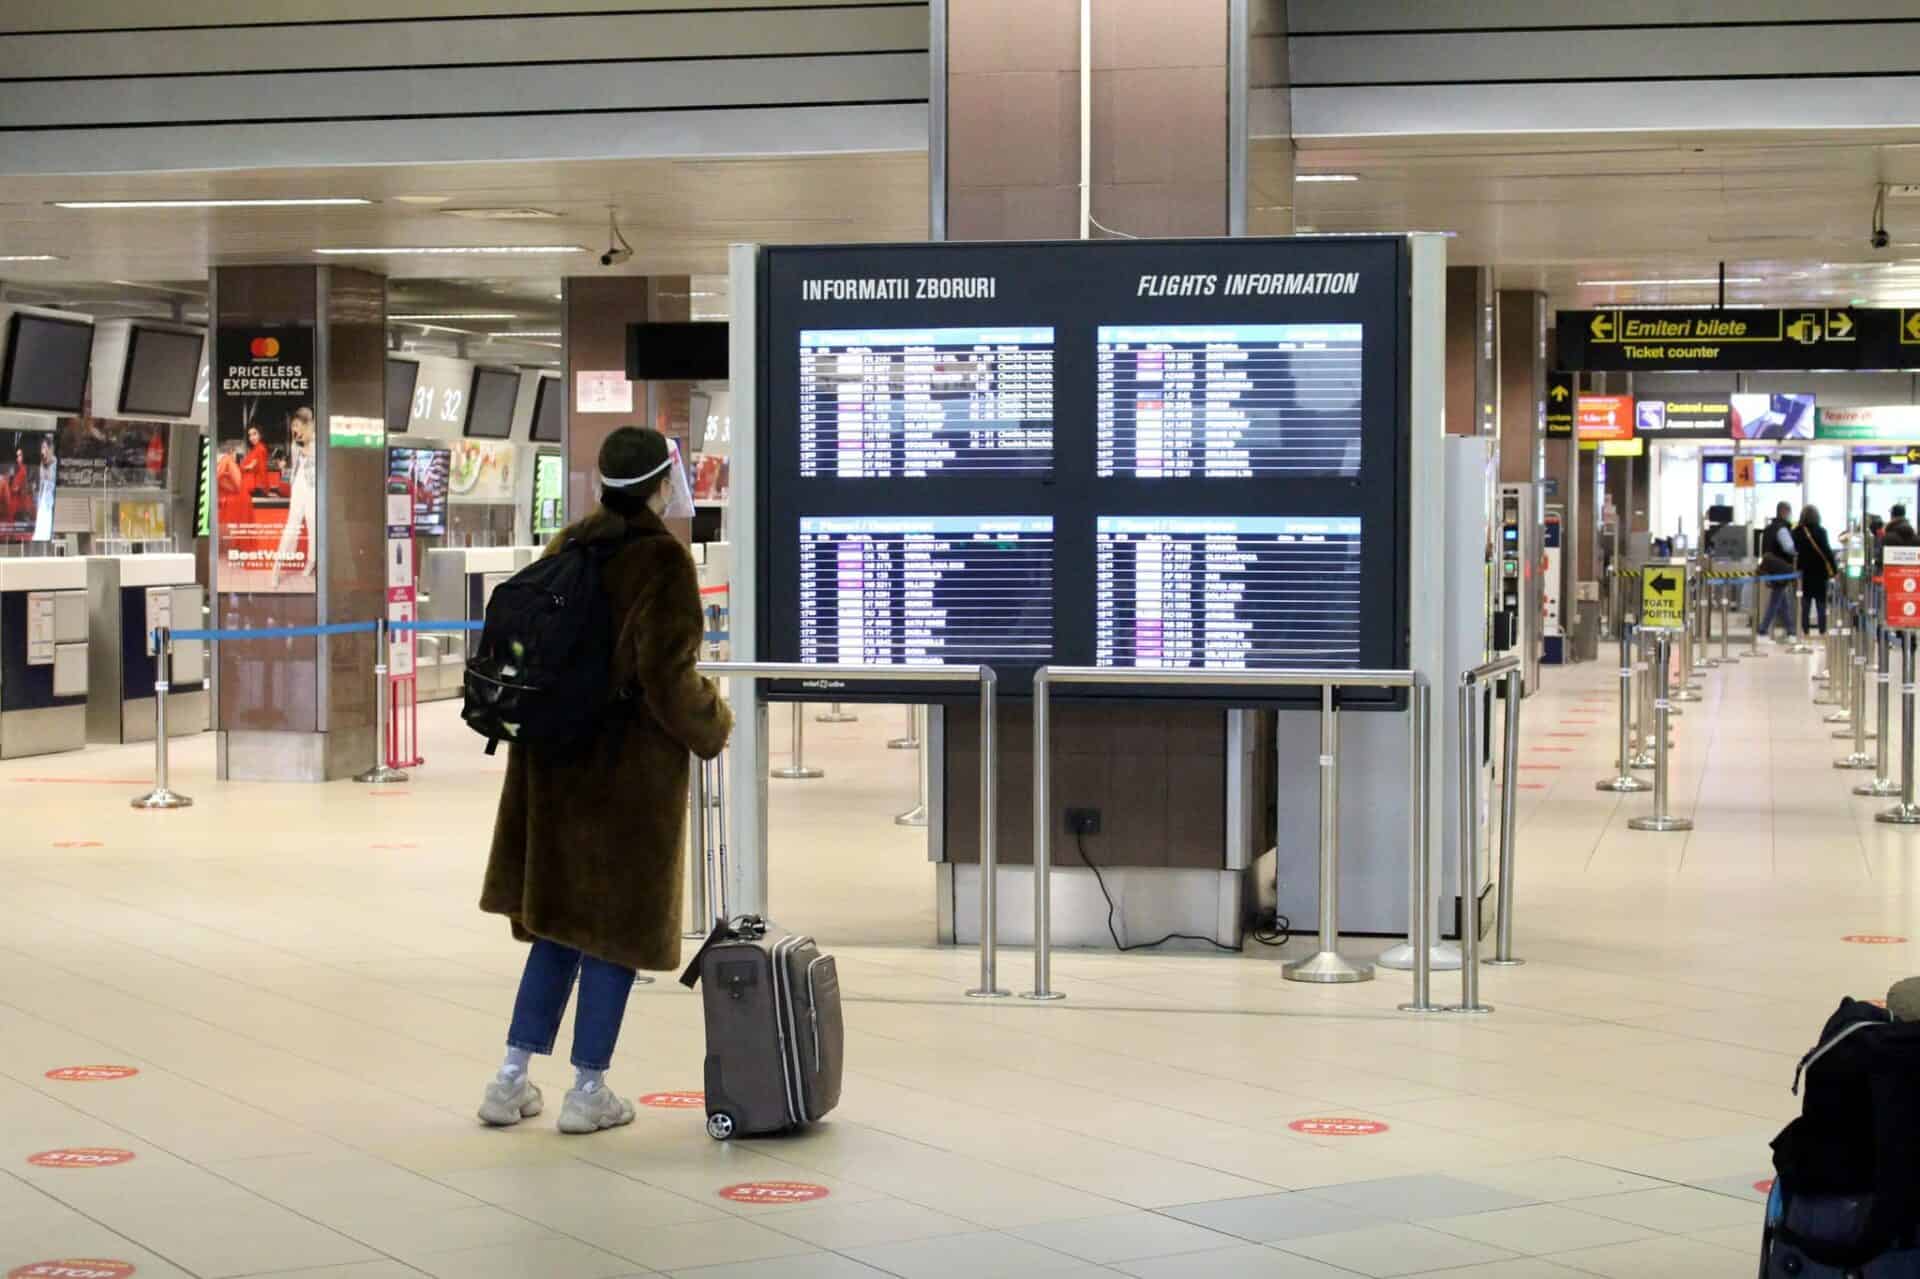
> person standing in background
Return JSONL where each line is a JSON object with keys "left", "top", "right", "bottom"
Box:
{"left": 1758, "top": 500, "right": 1799, "bottom": 642}
{"left": 1886, "top": 503, "right": 1917, "bottom": 548}
{"left": 1794, "top": 504, "right": 1837, "bottom": 634}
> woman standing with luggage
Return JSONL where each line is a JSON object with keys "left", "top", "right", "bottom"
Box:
{"left": 1794, "top": 504, "right": 1838, "bottom": 635}
{"left": 478, "top": 426, "right": 732, "bottom": 1134}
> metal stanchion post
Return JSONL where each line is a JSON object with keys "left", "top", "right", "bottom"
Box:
{"left": 1837, "top": 614, "right": 1876, "bottom": 740}
{"left": 1837, "top": 626, "right": 1875, "bottom": 768}
{"left": 1598, "top": 621, "right": 1651, "bottom": 792}
{"left": 1825, "top": 614, "right": 1855, "bottom": 724}
{"left": 1675, "top": 582, "right": 1703, "bottom": 701}
{"left": 1024, "top": 670, "right": 1063, "bottom": 1000}
{"left": 355, "top": 619, "right": 409, "bottom": 785}
{"left": 1877, "top": 632, "right": 1920, "bottom": 825}
{"left": 1858, "top": 620, "right": 1900, "bottom": 797}
{"left": 1447, "top": 680, "right": 1492, "bottom": 1014}
{"left": 1631, "top": 628, "right": 1658, "bottom": 768}
{"left": 967, "top": 669, "right": 1007, "bottom": 998}
{"left": 816, "top": 702, "right": 858, "bottom": 723}
{"left": 1718, "top": 581, "right": 1737, "bottom": 664}
{"left": 131, "top": 626, "right": 192, "bottom": 811}
{"left": 894, "top": 707, "right": 928, "bottom": 826}
{"left": 771, "top": 702, "right": 824, "bottom": 779}
{"left": 1748, "top": 576, "right": 1767, "bottom": 657}
{"left": 1398, "top": 681, "right": 1445, "bottom": 1012}
{"left": 1488, "top": 669, "right": 1524, "bottom": 966}
{"left": 1701, "top": 578, "right": 1720, "bottom": 668}
{"left": 1286, "top": 684, "right": 1373, "bottom": 983}
{"left": 1788, "top": 580, "right": 1816, "bottom": 654}
{"left": 1628, "top": 632, "right": 1692, "bottom": 832}
{"left": 887, "top": 706, "right": 920, "bottom": 749}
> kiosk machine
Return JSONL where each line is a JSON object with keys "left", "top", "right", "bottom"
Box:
{"left": 1495, "top": 481, "right": 1542, "bottom": 695}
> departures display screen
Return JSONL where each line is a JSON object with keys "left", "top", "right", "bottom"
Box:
{"left": 759, "top": 237, "right": 1409, "bottom": 703}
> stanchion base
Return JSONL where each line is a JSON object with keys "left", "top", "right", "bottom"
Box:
{"left": 1834, "top": 727, "right": 1877, "bottom": 740}
{"left": 1397, "top": 1002, "right": 1448, "bottom": 1014}
{"left": 1672, "top": 690, "right": 1703, "bottom": 703}
{"left": 1876, "top": 804, "right": 1920, "bottom": 826}
{"left": 893, "top": 804, "right": 928, "bottom": 827}
{"left": 1627, "top": 814, "right": 1694, "bottom": 832}
{"left": 1597, "top": 775, "right": 1653, "bottom": 792}
{"left": 886, "top": 737, "right": 920, "bottom": 750}
{"left": 1485, "top": 956, "right": 1526, "bottom": 967}
{"left": 130, "top": 788, "right": 192, "bottom": 811}
{"left": 1855, "top": 778, "right": 1903, "bottom": 798}
{"left": 1020, "top": 990, "right": 1067, "bottom": 1001}
{"left": 1702, "top": 658, "right": 1720, "bottom": 669}
{"left": 354, "top": 765, "right": 410, "bottom": 785}
{"left": 1377, "top": 941, "right": 1463, "bottom": 972}
{"left": 1446, "top": 1003, "right": 1495, "bottom": 1015}
{"left": 772, "top": 766, "right": 826, "bottom": 780}
{"left": 1835, "top": 754, "right": 1876, "bottom": 770}
{"left": 1719, "top": 656, "right": 1741, "bottom": 665}
{"left": 1283, "top": 950, "right": 1374, "bottom": 984}
{"left": 1789, "top": 643, "right": 1816, "bottom": 654}
{"left": 966, "top": 987, "right": 1012, "bottom": 999}
{"left": 815, "top": 710, "right": 859, "bottom": 723}
{"left": 1628, "top": 754, "right": 1657, "bottom": 770}
{"left": 1823, "top": 710, "right": 1853, "bottom": 724}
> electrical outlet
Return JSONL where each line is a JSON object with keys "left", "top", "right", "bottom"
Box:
{"left": 1065, "top": 807, "right": 1101, "bottom": 836}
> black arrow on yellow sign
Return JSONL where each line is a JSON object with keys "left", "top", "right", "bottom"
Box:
{"left": 1550, "top": 384, "right": 1570, "bottom": 402}
{"left": 1590, "top": 313, "right": 1615, "bottom": 342}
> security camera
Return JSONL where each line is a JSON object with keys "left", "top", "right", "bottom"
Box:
{"left": 1873, "top": 228, "right": 1892, "bottom": 251}
{"left": 601, "top": 209, "right": 633, "bottom": 268}
{"left": 1872, "top": 184, "right": 1891, "bottom": 251}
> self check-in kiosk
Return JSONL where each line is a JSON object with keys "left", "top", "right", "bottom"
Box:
{"left": 85, "top": 554, "right": 205, "bottom": 744}
{"left": 0, "top": 558, "right": 90, "bottom": 757}
{"left": 1495, "top": 481, "right": 1542, "bottom": 694}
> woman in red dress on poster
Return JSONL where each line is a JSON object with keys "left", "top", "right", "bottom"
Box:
{"left": 216, "top": 441, "right": 251, "bottom": 528}
{"left": 3, "top": 445, "right": 30, "bottom": 534}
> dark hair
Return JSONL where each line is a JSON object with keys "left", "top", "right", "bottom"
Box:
{"left": 598, "top": 426, "right": 670, "bottom": 517}
{"left": 1895, "top": 504, "right": 1908, "bottom": 520}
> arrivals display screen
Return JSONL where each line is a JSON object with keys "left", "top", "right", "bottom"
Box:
{"left": 758, "top": 237, "right": 1410, "bottom": 703}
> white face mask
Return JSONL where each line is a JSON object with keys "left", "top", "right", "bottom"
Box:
{"left": 600, "top": 437, "right": 694, "bottom": 520}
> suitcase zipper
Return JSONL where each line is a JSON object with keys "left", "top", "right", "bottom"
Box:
{"left": 771, "top": 936, "right": 807, "bottom": 1126}
{"left": 805, "top": 955, "right": 831, "bottom": 1070}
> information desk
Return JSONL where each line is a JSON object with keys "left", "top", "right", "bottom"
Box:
{"left": 0, "top": 558, "right": 90, "bottom": 758}
{"left": 85, "top": 554, "right": 206, "bottom": 745}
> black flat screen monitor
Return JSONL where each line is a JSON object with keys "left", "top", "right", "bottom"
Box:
{"left": 388, "top": 445, "right": 449, "bottom": 534}
{"left": 386, "top": 358, "right": 420, "bottom": 433}
{"left": 628, "top": 321, "right": 727, "bottom": 381}
{"left": 529, "top": 375, "right": 563, "bottom": 443}
{"left": 119, "top": 325, "right": 203, "bottom": 418}
{"left": 1, "top": 312, "right": 94, "bottom": 414}
{"left": 464, "top": 366, "right": 519, "bottom": 439}
{"left": 1776, "top": 454, "right": 1804, "bottom": 483}
{"left": 758, "top": 236, "right": 1411, "bottom": 704}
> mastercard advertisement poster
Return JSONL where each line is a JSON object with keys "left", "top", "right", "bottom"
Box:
{"left": 215, "top": 327, "right": 316, "bottom": 594}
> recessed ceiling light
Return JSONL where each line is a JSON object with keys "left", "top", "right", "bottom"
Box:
{"left": 390, "top": 312, "right": 518, "bottom": 321}
{"left": 394, "top": 195, "right": 451, "bottom": 206}
{"left": 0, "top": 254, "right": 63, "bottom": 262}
{"left": 316, "top": 245, "right": 587, "bottom": 256}
{"left": 442, "top": 207, "right": 560, "bottom": 221}
{"left": 1578, "top": 276, "right": 1762, "bottom": 287}
{"left": 55, "top": 197, "right": 371, "bottom": 209}
{"left": 1295, "top": 174, "right": 1359, "bottom": 183}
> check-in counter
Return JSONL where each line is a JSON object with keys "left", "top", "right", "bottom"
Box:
{"left": 85, "top": 555, "right": 206, "bottom": 745}
{"left": 0, "top": 558, "right": 91, "bottom": 758}
{"left": 417, "top": 546, "right": 537, "bottom": 700}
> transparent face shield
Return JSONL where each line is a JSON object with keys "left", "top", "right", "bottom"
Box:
{"left": 601, "top": 436, "right": 695, "bottom": 519}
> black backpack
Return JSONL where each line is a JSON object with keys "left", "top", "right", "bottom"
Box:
{"left": 461, "top": 537, "right": 627, "bottom": 755}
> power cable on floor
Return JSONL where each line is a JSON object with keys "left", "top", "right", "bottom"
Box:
{"left": 1072, "top": 831, "right": 1289, "bottom": 953}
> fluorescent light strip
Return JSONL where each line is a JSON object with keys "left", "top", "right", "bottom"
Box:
{"left": 1295, "top": 173, "right": 1359, "bottom": 183}
{"left": 491, "top": 330, "right": 561, "bottom": 338}
{"left": 0, "top": 254, "right": 62, "bottom": 262}
{"left": 1579, "top": 276, "right": 1762, "bottom": 287}
{"left": 391, "top": 313, "right": 518, "bottom": 321}
{"left": 56, "top": 197, "right": 371, "bottom": 209}
{"left": 316, "top": 245, "right": 586, "bottom": 256}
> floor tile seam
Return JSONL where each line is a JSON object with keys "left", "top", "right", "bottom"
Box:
{"left": 2, "top": 1163, "right": 223, "bottom": 1279}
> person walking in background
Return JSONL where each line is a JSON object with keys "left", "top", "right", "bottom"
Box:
{"left": 477, "top": 426, "right": 732, "bottom": 1135}
{"left": 1758, "top": 500, "right": 1799, "bottom": 642}
{"left": 1886, "top": 503, "right": 1918, "bottom": 548}
{"left": 1794, "top": 504, "right": 1837, "bottom": 634}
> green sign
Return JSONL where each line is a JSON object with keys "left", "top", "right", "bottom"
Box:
{"left": 532, "top": 450, "right": 565, "bottom": 542}
{"left": 1815, "top": 406, "right": 1920, "bottom": 442}
{"left": 328, "top": 414, "right": 385, "bottom": 449}
{"left": 195, "top": 434, "right": 211, "bottom": 538}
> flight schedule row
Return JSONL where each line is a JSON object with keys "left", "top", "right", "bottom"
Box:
{"left": 794, "top": 323, "right": 1364, "bottom": 480}
{"left": 792, "top": 515, "right": 1363, "bottom": 671}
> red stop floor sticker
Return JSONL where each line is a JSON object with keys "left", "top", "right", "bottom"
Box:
{"left": 719, "top": 1181, "right": 831, "bottom": 1205}
{"left": 1289, "top": 1117, "right": 1389, "bottom": 1137}
{"left": 27, "top": 1148, "right": 135, "bottom": 1169}
{"left": 1755, "top": 1179, "right": 1776, "bottom": 1195}
{"left": 45, "top": 1066, "right": 139, "bottom": 1083}
{"left": 1844, "top": 934, "right": 1908, "bottom": 944}
{"left": 9, "top": 1262, "right": 137, "bottom": 1279}
{"left": 639, "top": 1091, "right": 705, "bottom": 1109}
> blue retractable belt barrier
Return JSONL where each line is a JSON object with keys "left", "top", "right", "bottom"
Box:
{"left": 166, "top": 620, "right": 380, "bottom": 644}
{"left": 387, "top": 619, "right": 484, "bottom": 633}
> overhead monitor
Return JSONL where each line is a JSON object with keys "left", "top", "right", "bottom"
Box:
{"left": 628, "top": 321, "right": 728, "bottom": 381}
{"left": 119, "top": 325, "right": 204, "bottom": 418}
{"left": 388, "top": 445, "right": 449, "bottom": 534}
{"left": 1776, "top": 454, "right": 1804, "bottom": 483}
{"left": 1730, "top": 392, "right": 1815, "bottom": 441}
{"left": 0, "top": 312, "right": 94, "bottom": 414}
{"left": 463, "top": 365, "right": 519, "bottom": 439}
{"left": 1701, "top": 457, "right": 1733, "bottom": 485}
{"left": 529, "top": 374, "right": 563, "bottom": 444}
{"left": 386, "top": 358, "right": 420, "bottom": 433}
{"left": 758, "top": 236, "right": 1410, "bottom": 703}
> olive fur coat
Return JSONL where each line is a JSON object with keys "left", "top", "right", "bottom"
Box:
{"left": 480, "top": 505, "right": 732, "bottom": 972}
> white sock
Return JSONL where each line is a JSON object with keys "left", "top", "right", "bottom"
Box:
{"left": 574, "top": 1067, "right": 605, "bottom": 1095}
{"left": 500, "top": 1046, "right": 533, "bottom": 1081}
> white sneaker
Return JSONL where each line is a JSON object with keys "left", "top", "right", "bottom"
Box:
{"left": 477, "top": 1074, "right": 544, "bottom": 1127}
{"left": 557, "top": 1084, "right": 635, "bottom": 1135}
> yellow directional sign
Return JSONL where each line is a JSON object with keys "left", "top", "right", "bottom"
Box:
{"left": 1639, "top": 565, "right": 1686, "bottom": 631}
{"left": 1827, "top": 308, "right": 1856, "bottom": 340}
{"left": 1906, "top": 311, "right": 1920, "bottom": 344}
{"left": 1550, "top": 383, "right": 1570, "bottom": 402}
{"left": 1590, "top": 313, "right": 1616, "bottom": 342}
{"left": 1786, "top": 313, "right": 1822, "bottom": 344}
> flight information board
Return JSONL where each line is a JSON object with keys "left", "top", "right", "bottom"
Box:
{"left": 759, "top": 236, "right": 1410, "bottom": 702}
{"left": 797, "top": 517, "right": 1053, "bottom": 666}
{"left": 798, "top": 327, "right": 1054, "bottom": 478}
{"left": 1095, "top": 516, "right": 1362, "bottom": 669}
{"left": 1096, "top": 325, "right": 1363, "bottom": 478}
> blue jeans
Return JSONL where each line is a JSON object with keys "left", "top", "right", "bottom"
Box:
{"left": 1759, "top": 581, "right": 1797, "bottom": 639}
{"left": 506, "top": 938, "right": 636, "bottom": 1072}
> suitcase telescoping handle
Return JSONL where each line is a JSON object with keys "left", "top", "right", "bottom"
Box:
{"left": 690, "top": 751, "right": 730, "bottom": 931}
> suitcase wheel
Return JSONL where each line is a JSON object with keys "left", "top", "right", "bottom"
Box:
{"left": 706, "top": 1112, "right": 737, "bottom": 1142}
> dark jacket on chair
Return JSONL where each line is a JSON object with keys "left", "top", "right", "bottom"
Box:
{"left": 481, "top": 505, "right": 732, "bottom": 973}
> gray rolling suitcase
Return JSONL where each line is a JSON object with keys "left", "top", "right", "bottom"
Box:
{"left": 677, "top": 756, "right": 843, "bottom": 1140}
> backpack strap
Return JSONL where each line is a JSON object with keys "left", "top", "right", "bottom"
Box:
{"left": 1793, "top": 1019, "right": 1879, "bottom": 1095}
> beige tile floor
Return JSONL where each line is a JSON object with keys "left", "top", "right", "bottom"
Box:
{"left": 0, "top": 640, "right": 1910, "bottom": 1277}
